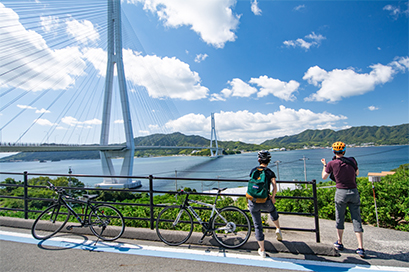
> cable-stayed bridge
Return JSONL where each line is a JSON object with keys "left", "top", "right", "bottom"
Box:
{"left": 0, "top": 0, "right": 223, "bottom": 188}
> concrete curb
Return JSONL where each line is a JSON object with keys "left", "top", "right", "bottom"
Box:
{"left": 0, "top": 216, "right": 338, "bottom": 257}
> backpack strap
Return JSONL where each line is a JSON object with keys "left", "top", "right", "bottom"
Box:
{"left": 338, "top": 157, "right": 357, "bottom": 170}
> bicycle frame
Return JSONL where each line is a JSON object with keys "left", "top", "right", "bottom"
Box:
{"left": 156, "top": 188, "right": 251, "bottom": 248}
{"left": 179, "top": 191, "right": 230, "bottom": 233}
{"left": 52, "top": 189, "right": 94, "bottom": 227}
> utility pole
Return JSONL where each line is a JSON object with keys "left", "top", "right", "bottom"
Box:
{"left": 68, "top": 166, "right": 72, "bottom": 195}
{"left": 274, "top": 160, "right": 281, "bottom": 191}
{"left": 175, "top": 170, "right": 178, "bottom": 200}
{"left": 300, "top": 156, "right": 309, "bottom": 188}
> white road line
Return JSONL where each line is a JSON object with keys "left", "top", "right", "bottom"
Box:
{"left": 0, "top": 230, "right": 407, "bottom": 272}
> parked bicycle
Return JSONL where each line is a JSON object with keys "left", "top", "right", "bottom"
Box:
{"left": 156, "top": 188, "right": 251, "bottom": 249}
{"left": 31, "top": 181, "right": 125, "bottom": 241}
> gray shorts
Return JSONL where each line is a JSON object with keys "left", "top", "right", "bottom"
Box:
{"left": 335, "top": 188, "right": 363, "bottom": 232}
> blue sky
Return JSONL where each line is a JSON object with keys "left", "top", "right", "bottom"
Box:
{"left": 0, "top": 0, "right": 408, "bottom": 145}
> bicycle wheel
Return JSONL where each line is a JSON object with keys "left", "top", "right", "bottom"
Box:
{"left": 156, "top": 206, "right": 193, "bottom": 246}
{"left": 88, "top": 204, "right": 125, "bottom": 241}
{"left": 31, "top": 204, "right": 70, "bottom": 240}
{"left": 211, "top": 206, "right": 251, "bottom": 249}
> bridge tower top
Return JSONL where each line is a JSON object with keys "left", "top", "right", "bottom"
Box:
{"left": 210, "top": 113, "right": 222, "bottom": 157}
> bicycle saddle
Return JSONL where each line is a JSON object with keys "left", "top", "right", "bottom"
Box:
{"left": 212, "top": 187, "right": 228, "bottom": 192}
{"left": 82, "top": 194, "right": 98, "bottom": 200}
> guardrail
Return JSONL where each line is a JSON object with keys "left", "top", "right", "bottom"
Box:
{"left": 0, "top": 171, "right": 320, "bottom": 242}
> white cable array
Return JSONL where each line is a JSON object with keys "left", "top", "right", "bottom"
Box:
{"left": 0, "top": 0, "right": 180, "bottom": 146}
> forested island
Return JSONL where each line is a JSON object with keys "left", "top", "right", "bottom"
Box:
{"left": 1, "top": 123, "right": 407, "bottom": 162}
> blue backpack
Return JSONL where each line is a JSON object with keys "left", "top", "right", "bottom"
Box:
{"left": 246, "top": 167, "right": 269, "bottom": 203}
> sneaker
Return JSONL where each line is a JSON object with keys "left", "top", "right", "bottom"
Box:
{"left": 333, "top": 241, "right": 344, "bottom": 251}
{"left": 356, "top": 248, "right": 366, "bottom": 258}
{"left": 276, "top": 229, "right": 282, "bottom": 241}
{"left": 258, "top": 248, "right": 266, "bottom": 258}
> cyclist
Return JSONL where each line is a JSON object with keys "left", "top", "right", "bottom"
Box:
{"left": 321, "top": 141, "right": 365, "bottom": 258}
{"left": 248, "top": 150, "right": 282, "bottom": 258}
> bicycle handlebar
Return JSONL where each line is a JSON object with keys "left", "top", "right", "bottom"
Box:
{"left": 177, "top": 190, "right": 186, "bottom": 196}
{"left": 177, "top": 187, "right": 228, "bottom": 196}
{"left": 46, "top": 181, "right": 66, "bottom": 194}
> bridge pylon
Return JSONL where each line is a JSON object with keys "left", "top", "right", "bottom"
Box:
{"left": 209, "top": 113, "right": 223, "bottom": 158}
{"left": 98, "top": 0, "right": 139, "bottom": 189}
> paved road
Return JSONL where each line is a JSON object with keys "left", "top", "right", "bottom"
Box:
{"left": 1, "top": 227, "right": 408, "bottom": 272}
{"left": 1, "top": 213, "right": 409, "bottom": 272}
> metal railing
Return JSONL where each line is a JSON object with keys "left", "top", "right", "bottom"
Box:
{"left": 0, "top": 171, "right": 320, "bottom": 242}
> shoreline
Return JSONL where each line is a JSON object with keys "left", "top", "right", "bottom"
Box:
{"left": 1, "top": 144, "right": 408, "bottom": 163}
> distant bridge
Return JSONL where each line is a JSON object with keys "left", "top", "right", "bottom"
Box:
{"left": 0, "top": 143, "right": 209, "bottom": 153}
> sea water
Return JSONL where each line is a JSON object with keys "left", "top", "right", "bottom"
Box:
{"left": 0, "top": 145, "right": 407, "bottom": 192}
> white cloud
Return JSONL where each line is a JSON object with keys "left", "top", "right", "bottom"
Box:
{"left": 304, "top": 58, "right": 407, "bottom": 102}
{"left": 251, "top": 0, "right": 262, "bottom": 16}
{"left": 221, "top": 78, "right": 258, "bottom": 98}
{"left": 383, "top": 4, "right": 409, "bottom": 18}
{"left": 61, "top": 116, "right": 79, "bottom": 126}
{"left": 294, "top": 5, "right": 305, "bottom": 11}
{"left": 82, "top": 47, "right": 106, "bottom": 77}
{"left": 17, "top": 104, "right": 36, "bottom": 110}
{"left": 40, "top": 16, "right": 60, "bottom": 32}
{"left": 114, "top": 119, "right": 124, "bottom": 124}
{"left": 34, "top": 118, "right": 57, "bottom": 126}
{"left": 84, "top": 48, "right": 209, "bottom": 100}
{"left": 368, "top": 106, "right": 379, "bottom": 111}
{"left": 127, "top": 0, "right": 240, "bottom": 48}
{"left": 389, "top": 56, "right": 409, "bottom": 72}
{"left": 0, "top": 4, "right": 86, "bottom": 92}
{"left": 35, "top": 108, "right": 51, "bottom": 113}
{"left": 194, "top": 53, "right": 208, "bottom": 63}
{"left": 83, "top": 118, "right": 102, "bottom": 125}
{"left": 164, "top": 107, "right": 347, "bottom": 143}
{"left": 283, "top": 32, "right": 326, "bottom": 51}
{"left": 249, "top": 75, "right": 299, "bottom": 101}
{"left": 211, "top": 76, "right": 300, "bottom": 101}
{"left": 209, "top": 93, "right": 226, "bottom": 102}
{"left": 16, "top": 104, "right": 50, "bottom": 114}
{"left": 65, "top": 19, "right": 99, "bottom": 44}
{"left": 383, "top": 5, "right": 400, "bottom": 16}
{"left": 61, "top": 116, "right": 101, "bottom": 126}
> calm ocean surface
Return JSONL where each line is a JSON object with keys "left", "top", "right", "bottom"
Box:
{"left": 0, "top": 145, "right": 408, "bottom": 192}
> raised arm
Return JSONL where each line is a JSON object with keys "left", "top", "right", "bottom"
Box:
{"left": 321, "top": 158, "right": 330, "bottom": 180}
{"left": 270, "top": 177, "right": 277, "bottom": 203}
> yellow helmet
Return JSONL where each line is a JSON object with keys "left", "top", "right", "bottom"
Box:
{"left": 332, "top": 141, "right": 346, "bottom": 153}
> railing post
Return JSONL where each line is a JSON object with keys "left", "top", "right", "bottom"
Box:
{"left": 149, "top": 175, "right": 154, "bottom": 230}
{"left": 24, "top": 171, "right": 28, "bottom": 219}
{"left": 312, "top": 179, "right": 320, "bottom": 243}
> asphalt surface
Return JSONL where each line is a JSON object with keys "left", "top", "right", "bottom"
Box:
{"left": 1, "top": 215, "right": 408, "bottom": 271}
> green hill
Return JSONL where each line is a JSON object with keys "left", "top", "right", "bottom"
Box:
{"left": 262, "top": 123, "right": 408, "bottom": 149}
{"left": 133, "top": 132, "right": 209, "bottom": 147}
{"left": 1, "top": 124, "right": 407, "bottom": 162}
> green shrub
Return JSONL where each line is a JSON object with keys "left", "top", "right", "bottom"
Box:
{"left": 1, "top": 165, "right": 407, "bottom": 232}
{"left": 274, "top": 164, "right": 409, "bottom": 232}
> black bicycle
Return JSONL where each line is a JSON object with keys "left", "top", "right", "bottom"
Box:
{"left": 156, "top": 188, "right": 251, "bottom": 249}
{"left": 31, "top": 181, "right": 125, "bottom": 241}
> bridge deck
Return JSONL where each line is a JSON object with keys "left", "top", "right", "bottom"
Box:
{"left": 0, "top": 144, "right": 210, "bottom": 152}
